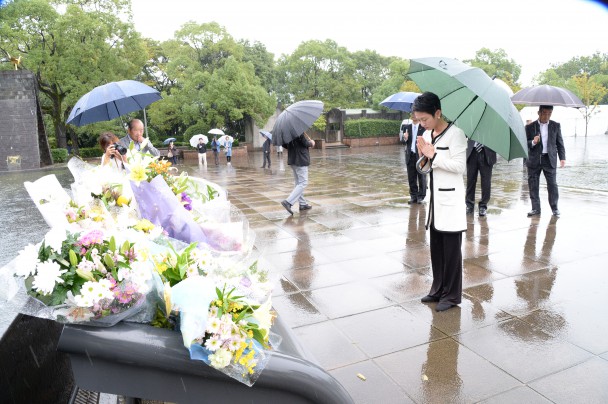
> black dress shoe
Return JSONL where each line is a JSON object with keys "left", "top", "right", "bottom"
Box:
{"left": 479, "top": 207, "right": 487, "bottom": 217}
{"left": 299, "top": 204, "right": 312, "bottom": 211}
{"left": 408, "top": 199, "right": 417, "bottom": 204}
{"left": 281, "top": 200, "right": 293, "bottom": 215}
{"left": 527, "top": 210, "right": 541, "bottom": 217}
{"left": 421, "top": 295, "right": 440, "bottom": 303}
{"left": 435, "top": 302, "right": 455, "bottom": 312}
{"left": 552, "top": 210, "right": 560, "bottom": 217}
{"left": 466, "top": 207, "right": 473, "bottom": 214}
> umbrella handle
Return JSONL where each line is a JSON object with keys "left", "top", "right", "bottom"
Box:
{"left": 416, "top": 156, "right": 432, "bottom": 174}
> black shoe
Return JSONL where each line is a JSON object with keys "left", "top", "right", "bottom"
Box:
{"left": 408, "top": 199, "right": 417, "bottom": 204}
{"left": 552, "top": 210, "right": 560, "bottom": 217}
{"left": 281, "top": 200, "right": 293, "bottom": 215}
{"left": 435, "top": 302, "right": 455, "bottom": 312}
{"left": 299, "top": 204, "right": 312, "bottom": 211}
{"left": 416, "top": 199, "right": 425, "bottom": 204}
{"left": 479, "top": 207, "right": 487, "bottom": 217}
{"left": 527, "top": 210, "right": 541, "bottom": 217}
{"left": 421, "top": 295, "right": 440, "bottom": 303}
{"left": 466, "top": 207, "right": 473, "bottom": 214}
{"left": 261, "top": 165, "right": 266, "bottom": 168}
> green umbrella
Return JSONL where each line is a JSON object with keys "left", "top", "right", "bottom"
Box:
{"left": 407, "top": 57, "right": 527, "bottom": 160}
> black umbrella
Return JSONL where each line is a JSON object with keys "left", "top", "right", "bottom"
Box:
{"left": 511, "top": 85, "right": 585, "bottom": 108}
{"left": 271, "top": 100, "right": 324, "bottom": 146}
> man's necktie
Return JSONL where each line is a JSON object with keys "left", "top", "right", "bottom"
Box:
{"left": 475, "top": 142, "right": 484, "bottom": 153}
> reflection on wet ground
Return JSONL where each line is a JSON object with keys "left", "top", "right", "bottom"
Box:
{"left": 3, "top": 136, "right": 608, "bottom": 403}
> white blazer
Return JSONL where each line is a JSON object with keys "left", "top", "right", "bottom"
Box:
{"left": 421, "top": 124, "right": 467, "bottom": 232}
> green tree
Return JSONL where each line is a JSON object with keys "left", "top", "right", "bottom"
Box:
{"left": 0, "top": 0, "right": 147, "bottom": 149}
{"left": 240, "top": 39, "right": 276, "bottom": 93}
{"left": 571, "top": 74, "right": 608, "bottom": 136}
{"left": 276, "top": 39, "right": 359, "bottom": 109}
{"left": 373, "top": 59, "right": 412, "bottom": 108}
{"left": 351, "top": 50, "right": 395, "bottom": 107}
{"left": 464, "top": 48, "right": 521, "bottom": 88}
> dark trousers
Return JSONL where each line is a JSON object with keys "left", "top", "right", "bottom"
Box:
{"left": 429, "top": 228, "right": 463, "bottom": 305}
{"left": 213, "top": 151, "right": 219, "bottom": 165}
{"left": 528, "top": 154, "right": 559, "bottom": 211}
{"left": 406, "top": 151, "right": 427, "bottom": 201}
{"left": 466, "top": 152, "right": 493, "bottom": 209}
{"left": 262, "top": 152, "right": 271, "bottom": 167}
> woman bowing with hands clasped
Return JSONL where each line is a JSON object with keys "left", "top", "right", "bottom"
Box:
{"left": 413, "top": 92, "right": 467, "bottom": 312}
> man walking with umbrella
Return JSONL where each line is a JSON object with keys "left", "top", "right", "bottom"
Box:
{"left": 526, "top": 105, "right": 566, "bottom": 217}
{"left": 119, "top": 119, "right": 159, "bottom": 157}
{"left": 211, "top": 136, "right": 220, "bottom": 165}
{"left": 281, "top": 132, "right": 315, "bottom": 215}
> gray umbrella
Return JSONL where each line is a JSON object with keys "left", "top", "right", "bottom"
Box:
{"left": 271, "top": 100, "right": 324, "bottom": 146}
{"left": 511, "top": 85, "right": 585, "bottom": 108}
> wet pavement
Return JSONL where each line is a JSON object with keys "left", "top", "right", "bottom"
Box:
{"left": 2, "top": 135, "right": 608, "bottom": 403}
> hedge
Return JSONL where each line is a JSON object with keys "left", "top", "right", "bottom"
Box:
{"left": 344, "top": 119, "right": 401, "bottom": 138}
{"left": 76, "top": 147, "right": 104, "bottom": 158}
{"left": 51, "top": 148, "right": 68, "bottom": 163}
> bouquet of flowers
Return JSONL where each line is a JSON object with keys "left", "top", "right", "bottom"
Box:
{"left": 11, "top": 227, "right": 153, "bottom": 325}
{"left": 150, "top": 242, "right": 279, "bottom": 386}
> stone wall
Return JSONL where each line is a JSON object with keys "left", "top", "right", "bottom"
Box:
{"left": 0, "top": 70, "right": 50, "bottom": 171}
{"left": 343, "top": 136, "right": 401, "bottom": 147}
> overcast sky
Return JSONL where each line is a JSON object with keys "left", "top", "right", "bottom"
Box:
{"left": 131, "top": 0, "right": 608, "bottom": 86}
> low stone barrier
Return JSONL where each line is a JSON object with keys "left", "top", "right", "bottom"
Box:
{"left": 343, "top": 136, "right": 400, "bottom": 147}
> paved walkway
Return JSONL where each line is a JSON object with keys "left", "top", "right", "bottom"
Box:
{"left": 187, "top": 138, "right": 608, "bottom": 404}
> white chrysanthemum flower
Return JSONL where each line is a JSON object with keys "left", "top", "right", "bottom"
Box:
{"left": 54, "top": 291, "right": 95, "bottom": 322}
{"left": 209, "top": 347, "right": 232, "bottom": 369}
{"left": 117, "top": 267, "right": 130, "bottom": 282}
{"left": 204, "top": 336, "right": 222, "bottom": 352}
{"left": 44, "top": 227, "right": 67, "bottom": 252}
{"left": 14, "top": 243, "right": 40, "bottom": 277}
{"left": 32, "top": 261, "right": 67, "bottom": 295}
{"left": 227, "top": 338, "right": 241, "bottom": 352}
{"left": 186, "top": 264, "right": 199, "bottom": 278}
{"left": 206, "top": 316, "right": 221, "bottom": 334}
{"left": 208, "top": 306, "right": 219, "bottom": 318}
{"left": 77, "top": 259, "right": 95, "bottom": 273}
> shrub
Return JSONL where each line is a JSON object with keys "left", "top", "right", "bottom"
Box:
{"left": 344, "top": 119, "right": 401, "bottom": 138}
{"left": 76, "top": 147, "right": 104, "bottom": 158}
{"left": 51, "top": 148, "right": 68, "bottom": 163}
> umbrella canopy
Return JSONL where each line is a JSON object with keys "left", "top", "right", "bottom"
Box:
{"left": 217, "top": 135, "right": 233, "bottom": 147}
{"left": 66, "top": 80, "right": 161, "bottom": 126}
{"left": 163, "top": 137, "right": 176, "bottom": 145}
{"left": 511, "top": 85, "right": 585, "bottom": 108}
{"left": 189, "top": 134, "right": 209, "bottom": 147}
{"left": 407, "top": 57, "right": 527, "bottom": 160}
{"left": 260, "top": 130, "right": 273, "bottom": 140}
{"left": 271, "top": 100, "right": 324, "bottom": 146}
{"left": 379, "top": 91, "right": 421, "bottom": 112}
{"left": 208, "top": 128, "right": 225, "bottom": 136}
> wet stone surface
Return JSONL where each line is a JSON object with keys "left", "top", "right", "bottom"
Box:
{"left": 2, "top": 135, "right": 608, "bottom": 403}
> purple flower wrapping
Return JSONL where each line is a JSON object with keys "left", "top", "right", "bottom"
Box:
{"left": 130, "top": 176, "right": 208, "bottom": 245}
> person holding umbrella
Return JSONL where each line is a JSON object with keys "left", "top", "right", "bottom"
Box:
{"left": 119, "top": 119, "right": 159, "bottom": 157}
{"left": 211, "top": 136, "right": 220, "bottom": 165}
{"left": 526, "top": 105, "right": 566, "bottom": 217}
{"left": 196, "top": 137, "right": 207, "bottom": 166}
{"left": 280, "top": 132, "right": 315, "bottom": 215}
{"left": 414, "top": 92, "right": 468, "bottom": 312}
{"left": 261, "top": 131, "right": 272, "bottom": 169}
{"left": 224, "top": 136, "right": 233, "bottom": 165}
{"left": 167, "top": 140, "right": 178, "bottom": 165}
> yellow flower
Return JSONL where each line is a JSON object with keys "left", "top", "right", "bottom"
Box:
{"left": 116, "top": 195, "right": 130, "bottom": 207}
{"left": 129, "top": 164, "right": 148, "bottom": 184}
{"left": 133, "top": 219, "right": 155, "bottom": 233}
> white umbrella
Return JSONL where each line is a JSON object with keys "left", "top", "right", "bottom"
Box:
{"left": 189, "top": 134, "right": 209, "bottom": 148}
{"left": 217, "top": 135, "right": 233, "bottom": 147}
{"left": 208, "top": 128, "right": 225, "bottom": 136}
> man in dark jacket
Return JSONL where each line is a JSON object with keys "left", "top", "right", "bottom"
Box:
{"left": 465, "top": 139, "right": 497, "bottom": 216}
{"left": 403, "top": 115, "right": 427, "bottom": 204}
{"left": 261, "top": 133, "right": 271, "bottom": 168}
{"left": 281, "top": 132, "right": 315, "bottom": 215}
{"left": 526, "top": 105, "right": 566, "bottom": 217}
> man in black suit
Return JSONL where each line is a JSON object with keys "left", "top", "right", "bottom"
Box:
{"left": 465, "top": 139, "right": 497, "bottom": 216}
{"left": 403, "top": 114, "right": 427, "bottom": 204}
{"left": 526, "top": 105, "right": 566, "bottom": 217}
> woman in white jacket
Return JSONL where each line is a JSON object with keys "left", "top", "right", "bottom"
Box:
{"left": 413, "top": 92, "right": 468, "bottom": 312}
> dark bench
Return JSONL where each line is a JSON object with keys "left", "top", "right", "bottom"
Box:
{"left": 58, "top": 316, "right": 353, "bottom": 404}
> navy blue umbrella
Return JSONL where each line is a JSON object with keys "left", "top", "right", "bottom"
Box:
{"left": 163, "top": 137, "right": 176, "bottom": 145}
{"left": 66, "top": 80, "right": 162, "bottom": 127}
{"left": 260, "top": 130, "right": 272, "bottom": 140}
{"left": 379, "top": 92, "right": 421, "bottom": 112}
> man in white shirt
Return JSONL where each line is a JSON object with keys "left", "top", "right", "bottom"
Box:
{"left": 403, "top": 115, "right": 427, "bottom": 204}
{"left": 525, "top": 105, "right": 566, "bottom": 217}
